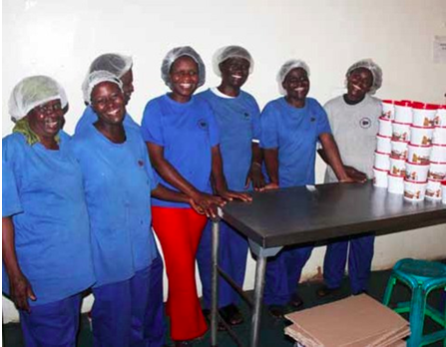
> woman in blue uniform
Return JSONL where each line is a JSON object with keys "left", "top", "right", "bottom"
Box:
{"left": 69, "top": 71, "right": 195, "bottom": 347}
{"left": 196, "top": 45, "right": 264, "bottom": 327}
{"left": 2, "top": 76, "right": 95, "bottom": 346}
{"left": 141, "top": 46, "right": 250, "bottom": 346}
{"left": 260, "top": 60, "right": 353, "bottom": 318}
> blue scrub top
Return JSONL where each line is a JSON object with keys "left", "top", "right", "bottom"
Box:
{"left": 68, "top": 124, "right": 159, "bottom": 287}
{"left": 2, "top": 132, "right": 95, "bottom": 306}
{"left": 196, "top": 89, "right": 261, "bottom": 192}
{"left": 260, "top": 97, "right": 332, "bottom": 187}
{"left": 141, "top": 94, "right": 220, "bottom": 208}
{"left": 75, "top": 105, "right": 140, "bottom": 134}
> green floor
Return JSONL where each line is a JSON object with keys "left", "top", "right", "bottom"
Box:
{"left": 3, "top": 264, "right": 446, "bottom": 347}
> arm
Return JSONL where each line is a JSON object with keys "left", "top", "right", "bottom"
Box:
{"left": 318, "top": 133, "right": 354, "bottom": 183}
{"left": 263, "top": 148, "right": 280, "bottom": 189}
{"left": 318, "top": 147, "right": 367, "bottom": 182}
{"left": 151, "top": 184, "right": 204, "bottom": 215}
{"left": 211, "top": 145, "right": 252, "bottom": 202}
{"left": 147, "top": 142, "right": 224, "bottom": 217}
{"left": 2, "top": 217, "right": 36, "bottom": 312}
{"left": 245, "top": 142, "right": 265, "bottom": 190}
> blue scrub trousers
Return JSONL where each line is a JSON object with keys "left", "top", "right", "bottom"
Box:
{"left": 197, "top": 220, "right": 249, "bottom": 309}
{"left": 92, "top": 263, "right": 165, "bottom": 347}
{"left": 323, "top": 234, "right": 375, "bottom": 294}
{"left": 20, "top": 293, "right": 82, "bottom": 347}
{"left": 264, "top": 245, "right": 313, "bottom": 306}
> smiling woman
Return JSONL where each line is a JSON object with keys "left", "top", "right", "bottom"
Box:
{"left": 2, "top": 76, "right": 95, "bottom": 346}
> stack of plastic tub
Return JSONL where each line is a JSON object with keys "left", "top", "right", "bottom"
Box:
{"left": 403, "top": 102, "right": 436, "bottom": 202}
{"left": 426, "top": 105, "right": 446, "bottom": 200}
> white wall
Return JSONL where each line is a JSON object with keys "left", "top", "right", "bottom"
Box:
{"left": 2, "top": 0, "right": 446, "bottom": 322}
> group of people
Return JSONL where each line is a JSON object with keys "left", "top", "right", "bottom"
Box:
{"left": 2, "top": 45, "right": 383, "bottom": 347}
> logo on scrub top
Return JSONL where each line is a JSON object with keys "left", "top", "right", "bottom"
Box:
{"left": 359, "top": 117, "right": 372, "bottom": 129}
{"left": 197, "top": 119, "right": 208, "bottom": 130}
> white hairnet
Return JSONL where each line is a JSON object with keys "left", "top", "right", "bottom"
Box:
{"left": 89, "top": 53, "right": 133, "bottom": 78}
{"left": 346, "top": 59, "right": 383, "bottom": 94}
{"left": 213, "top": 45, "right": 254, "bottom": 76}
{"left": 82, "top": 70, "right": 123, "bottom": 105}
{"left": 161, "top": 46, "right": 206, "bottom": 88}
{"left": 277, "top": 59, "right": 310, "bottom": 95}
{"left": 8, "top": 75, "right": 68, "bottom": 122}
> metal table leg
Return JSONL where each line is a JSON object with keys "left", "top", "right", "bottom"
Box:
{"left": 249, "top": 241, "right": 282, "bottom": 347}
{"left": 210, "top": 219, "right": 220, "bottom": 347}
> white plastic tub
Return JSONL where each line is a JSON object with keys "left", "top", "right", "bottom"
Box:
{"left": 394, "top": 100, "right": 413, "bottom": 124}
{"left": 373, "top": 167, "right": 388, "bottom": 188}
{"left": 409, "top": 125, "right": 434, "bottom": 146}
{"left": 405, "top": 161, "right": 429, "bottom": 182}
{"left": 381, "top": 100, "right": 395, "bottom": 120}
{"left": 389, "top": 157, "right": 406, "bottom": 177}
{"left": 407, "top": 143, "right": 432, "bottom": 165}
{"left": 434, "top": 106, "right": 446, "bottom": 127}
{"left": 390, "top": 140, "right": 408, "bottom": 160}
{"left": 392, "top": 121, "right": 411, "bottom": 142}
{"left": 376, "top": 134, "right": 392, "bottom": 154}
{"left": 374, "top": 151, "right": 390, "bottom": 171}
{"left": 378, "top": 116, "right": 393, "bottom": 137}
{"left": 412, "top": 102, "right": 437, "bottom": 127}
{"left": 425, "top": 179, "right": 442, "bottom": 201}
{"left": 432, "top": 127, "right": 446, "bottom": 145}
{"left": 428, "top": 162, "right": 446, "bottom": 181}
{"left": 388, "top": 173, "right": 404, "bottom": 194}
{"left": 404, "top": 179, "right": 427, "bottom": 202}
{"left": 430, "top": 144, "right": 446, "bottom": 163}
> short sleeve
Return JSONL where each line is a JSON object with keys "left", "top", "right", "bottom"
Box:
{"left": 250, "top": 96, "right": 261, "bottom": 142}
{"left": 259, "top": 102, "right": 279, "bottom": 149}
{"left": 141, "top": 100, "right": 165, "bottom": 146}
{"left": 313, "top": 100, "right": 332, "bottom": 136}
{"left": 2, "top": 140, "right": 23, "bottom": 217}
{"left": 205, "top": 102, "right": 220, "bottom": 147}
{"left": 75, "top": 106, "right": 97, "bottom": 135}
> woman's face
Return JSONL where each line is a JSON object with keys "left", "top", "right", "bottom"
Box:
{"left": 27, "top": 99, "right": 64, "bottom": 139}
{"left": 91, "top": 82, "right": 126, "bottom": 125}
{"left": 169, "top": 56, "right": 199, "bottom": 103}
{"left": 219, "top": 57, "right": 250, "bottom": 89}
{"left": 120, "top": 69, "right": 134, "bottom": 105}
{"left": 346, "top": 68, "right": 373, "bottom": 100}
{"left": 282, "top": 67, "right": 310, "bottom": 102}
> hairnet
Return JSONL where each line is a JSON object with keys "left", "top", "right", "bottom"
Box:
{"left": 89, "top": 53, "right": 133, "bottom": 78}
{"left": 213, "top": 45, "right": 254, "bottom": 76}
{"left": 161, "top": 46, "right": 206, "bottom": 88}
{"left": 8, "top": 75, "right": 68, "bottom": 122}
{"left": 82, "top": 70, "right": 123, "bottom": 105}
{"left": 346, "top": 59, "right": 383, "bottom": 94}
{"left": 277, "top": 59, "right": 310, "bottom": 95}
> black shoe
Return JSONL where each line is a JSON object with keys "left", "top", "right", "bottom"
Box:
{"left": 202, "top": 309, "right": 226, "bottom": 331}
{"left": 316, "top": 285, "right": 341, "bottom": 298}
{"left": 268, "top": 304, "right": 287, "bottom": 319}
{"left": 219, "top": 304, "right": 244, "bottom": 326}
{"left": 289, "top": 293, "right": 304, "bottom": 309}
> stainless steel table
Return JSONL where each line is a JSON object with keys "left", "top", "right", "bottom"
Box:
{"left": 210, "top": 182, "right": 446, "bottom": 347}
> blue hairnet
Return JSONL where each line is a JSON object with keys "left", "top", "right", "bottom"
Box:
{"left": 89, "top": 53, "right": 133, "bottom": 78}
{"left": 161, "top": 46, "right": 206, "bottom": 88}
{"left": 82, "top": 70, "right": 123, "bottom": 105}
{"left": 346, "top": 59, "right": 383, "bottom": 94}
{"left": 213, "top": 45, "right": 254, "bottom": 76}
{"left": 8, "top": 75, "right": 68, "bottom": 122}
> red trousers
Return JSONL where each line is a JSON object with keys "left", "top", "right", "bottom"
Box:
{"left": 152, "top": 207, "right": 208, "bottom": 341}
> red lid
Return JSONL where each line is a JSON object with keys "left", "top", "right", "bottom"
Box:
{"left": 391, "top": 138, "right": 409, "bottom": 144}
{"left": 429, "top": 161, "right": 446, "bottom": 165}
{"left": 406, "top": 161, "right": 429, "bottom": 166}
{"left": 373, "top": 166, "right": 389, "bottom": 173}
{"left": 382, "top": 99, "right": 394, "bottom": 104}
{"left": 438, "top": 105, "right": 446, "bottom": 110}
{"left": 404, "top": 179, "right": 428, "bottom": 184}
{"left": 408, "top": 142, "right": 432, "bottom": 148}
{"left": 395, "top": 100, "right": 412, "bottom": 107}
{"left": 410, "top": 124, "right": 435, "bottom": 130}
{"left": 441, "top": 180, "right": 446, "bottom": 186}
{"left": 412, "top": 102, "right": 439, "bottom": 110}
{"left": 392, "top": 120, "right": 411, "bottom": 126}
{"left": 427, "top": 178, "right": 443, "bottom": 183}
{"left": 377, "top": 134, "right": 391, "bottom": 139}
